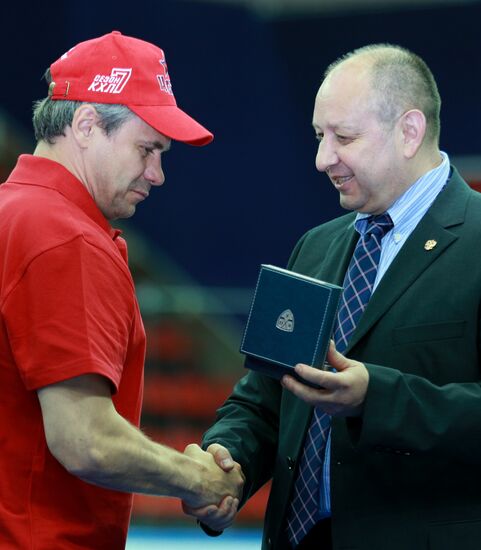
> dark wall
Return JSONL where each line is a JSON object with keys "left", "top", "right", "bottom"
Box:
{"left": 2, "top": 1, "right": 481, "bottom": 287}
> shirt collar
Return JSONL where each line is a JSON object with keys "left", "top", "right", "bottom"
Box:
{"left": 6, "top": 155, "right": 122, "bottom": 241}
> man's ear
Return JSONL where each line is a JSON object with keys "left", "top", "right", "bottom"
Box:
{"left": 71, "top": 104, "right": 99, "bottom": 147}
{"left": 399, "top": 109, "right": 427, "bottom": 159}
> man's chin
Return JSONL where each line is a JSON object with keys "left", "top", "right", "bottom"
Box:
{"left": 339, "top": 196, "right": 361, "bottom": 212}
{"left": 106, "top": 206, "right": 136, "bottom": 221}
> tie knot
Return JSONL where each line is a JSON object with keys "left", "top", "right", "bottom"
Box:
{"left": 366, "top": 213, "right": 393, "bottom": 238}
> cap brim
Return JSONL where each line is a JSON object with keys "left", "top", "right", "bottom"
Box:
{"left": 129, "top": 105, "right": 213, "bottom": 146}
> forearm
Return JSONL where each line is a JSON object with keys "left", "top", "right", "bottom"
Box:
{"left": 38, "top": 374, "right": 243, "bottom": 508}
{"left": 72, "top": 414, "right": 204, "bottom": 500}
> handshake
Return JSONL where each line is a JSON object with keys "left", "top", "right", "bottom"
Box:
{"left": 181, "top": 443, "right": 245, "bottom": 533}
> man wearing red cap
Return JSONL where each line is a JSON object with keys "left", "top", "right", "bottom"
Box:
{"left": 0, "top": 31, "right": 243, "bottom": 549}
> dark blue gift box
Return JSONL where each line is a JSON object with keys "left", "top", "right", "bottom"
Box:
{"left": 240, "top": 265, "right": 342, "bottom": 382}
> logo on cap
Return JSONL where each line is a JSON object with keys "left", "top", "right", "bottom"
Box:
{"left": 87, "top": 68, "right": 132, "bottom": 94}
{"left": 157, "top": 58, "right": 173, "bottom": 96}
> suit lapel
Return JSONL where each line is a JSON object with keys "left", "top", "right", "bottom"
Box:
{"left": 345, "top": 168, "right": 469, "bottom": 353}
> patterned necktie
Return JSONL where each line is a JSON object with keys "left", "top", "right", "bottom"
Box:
{"left": 333, "top": 213, "right": 394, "bottom": 351}
{"left": 286, "top": 213, "right": 393, "bottom": 547}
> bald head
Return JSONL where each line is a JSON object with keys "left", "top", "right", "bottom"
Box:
{"left": 324, "top": 44, "right": 441, "bottom": 146}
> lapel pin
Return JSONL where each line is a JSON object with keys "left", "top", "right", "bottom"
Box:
{"left": 424, "top": 239, "right": 437, "bottom": 251}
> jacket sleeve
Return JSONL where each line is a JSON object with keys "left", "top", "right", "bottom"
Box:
{"left": 202, "top": 368, "right": 282, "bottom": 504}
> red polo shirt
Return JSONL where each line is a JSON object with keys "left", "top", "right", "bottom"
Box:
{"left": 0, "top": 155, "right": 146, "bottom": 549}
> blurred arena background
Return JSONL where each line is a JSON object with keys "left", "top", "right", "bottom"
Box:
{"left": 2, "top": 0, "right": 481, "bottom": 546}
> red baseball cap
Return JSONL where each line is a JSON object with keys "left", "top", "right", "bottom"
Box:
{"left": 48, "top": 31, "right": 213, "bottom": 146}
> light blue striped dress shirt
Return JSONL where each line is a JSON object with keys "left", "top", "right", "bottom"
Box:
{"left": 319, "top": 151, "right": 451, "bottom": 516}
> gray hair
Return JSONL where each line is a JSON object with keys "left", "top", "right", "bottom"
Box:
{"left": 32, "top": 69, "right": 135, "bottom": 144}
{"left": 325, "top": 44, "right": 441, "bottom": 145}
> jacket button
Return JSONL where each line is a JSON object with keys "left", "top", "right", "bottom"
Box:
{"left": 287, "top": 456, "right": 296, "bottom": 470}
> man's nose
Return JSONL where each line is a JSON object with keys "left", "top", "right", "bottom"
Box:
{"left": 315, "top": 138, "right": 338, "bottom": 173}
{"left": 145, "top": 155, "right": 165, "bottom": 186}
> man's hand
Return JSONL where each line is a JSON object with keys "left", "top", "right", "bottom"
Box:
{"left": 281, "top": 341, "right": 369, "bottom": 416}
{"left": 182, "top": 443, "right": 244, "bottom": 511}
{"left": 182, "top": 444, "right": 244, "bottom": 532}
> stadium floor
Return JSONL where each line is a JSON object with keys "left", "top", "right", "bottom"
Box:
{"left": 126, "top": 526, "right": 262, "bottom": 549}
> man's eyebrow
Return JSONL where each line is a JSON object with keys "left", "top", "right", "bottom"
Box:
{"left": 312, "top": 122, "right": 359, "bottom": 133}
{"left": 144, "top": 140, "right": 172, "bottom": 152}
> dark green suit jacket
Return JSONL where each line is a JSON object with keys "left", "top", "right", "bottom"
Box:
{"left": 203, "top": 168, "right": 481, "bottom": 549}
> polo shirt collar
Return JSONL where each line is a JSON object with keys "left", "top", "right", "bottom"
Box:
{"left": 6, "top": 155, "right": 121, "bottom": 240}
